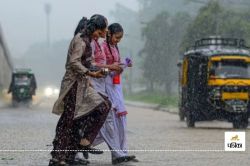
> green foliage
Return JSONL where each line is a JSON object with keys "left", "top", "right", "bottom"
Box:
{"left": 141, "top": 12, "right": 170, "bottom": 85}
{"left": 113, "top": 0, "right": 250, "bottom": 96}
{"left": 181, "top": 1, "right": 250, "bottom": 52}
{"left": 125, "top": 90, "right": 178, "bottom": 107}
{"left": 141, "top": 11, "right": 191, "bottom": 93}
{"left": 110, "top": 4, "right": 144, "bottom": 90}
{"left": 138, "top": 0, "right": 202, "bottom": 20}
{"left": 111, "top": 0, "right": 201, "bottom": 93}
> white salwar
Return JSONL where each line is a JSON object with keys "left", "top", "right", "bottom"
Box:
{"left": 89, "top": 40, "right": 127, "bottom": 160}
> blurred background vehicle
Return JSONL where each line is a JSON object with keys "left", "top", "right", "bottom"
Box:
{"left": 7, "top": 68, "right": 37, "bottom": 107}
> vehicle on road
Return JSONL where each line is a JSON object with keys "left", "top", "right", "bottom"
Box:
{"left": 178, "top": 36, "right": 250, "bottom": 129}
{"left": 8, "top": 68, "right": 37, "bottom": 107}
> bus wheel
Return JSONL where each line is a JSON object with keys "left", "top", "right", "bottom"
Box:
{"left": 186, "top": 111, "right": 195, "bottom": 127}
{"left": 233, "top": 114, "right": 248, "bottom": 129}
{"left": 12, "top": 99, "right": 18, "bottom": 107}
{"left": 179, "top": 109, "right": 185, "bottom": 121}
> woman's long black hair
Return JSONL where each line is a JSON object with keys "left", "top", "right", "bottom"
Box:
{"left": 74, "top": 17, "right": 88, "bottom": 36}
{"left": 74, "top": 14, "right": 107, "bottom": 37}
{"left": 106, "top": 23, "right": 123, "bottom": 57}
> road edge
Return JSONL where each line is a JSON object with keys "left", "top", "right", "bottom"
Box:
{"left": 125, "top": 100, "right": 178, "bottom": 114}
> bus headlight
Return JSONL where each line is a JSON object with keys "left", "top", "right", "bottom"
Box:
{"left": 44, "top": 87, "right": 53, "bottom": 97}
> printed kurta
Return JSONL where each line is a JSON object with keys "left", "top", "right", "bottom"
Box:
{"left": 52, "top": 33, "right": 105, "bottom": 119}
{"left": 51, "top": 33, "right": 111, "bottom": 161}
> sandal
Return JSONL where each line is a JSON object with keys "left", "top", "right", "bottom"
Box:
{"left": 124, "top": 156, "right": 139, "bottom": 162}
{"left": 112, "top": 156, "right": 138, "bottom": 165}
{"left": 66, "top": 158, "right": 89, "bottom": 165}
{"left": 75, "top": 158, "right": 90, "bottom": 165}
{"left": 82, "top": 150, "right": 89, "bottom": 159}
{"left": 112, "top": 157, "right": 126, "bottom": 165}
{"left": 78, "top": 144, "right": 104, "bottom": 155}
{"left": 48, "top": 159, "right": 58, "bottom": 166}
{"left": 48, "top": 159, "right": 69, "bottom": 166}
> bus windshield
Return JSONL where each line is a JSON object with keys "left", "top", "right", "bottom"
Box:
{"left": 14, "top": 74, "right": 31, "bottom": 86}
{"left": 210, "top": 60, "right": 250, "bottom": 79}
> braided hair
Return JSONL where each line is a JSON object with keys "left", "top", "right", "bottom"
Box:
{"left": 106, "top": 23, "right": 123, "bottom": 58}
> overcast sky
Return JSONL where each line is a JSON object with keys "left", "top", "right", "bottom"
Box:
{"left": 0, "top": 0, "right": 139, "bottom": 57}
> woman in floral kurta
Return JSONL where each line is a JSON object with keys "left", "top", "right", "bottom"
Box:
{"left": 49, "top": 15, "right": 111, "bottom": 166}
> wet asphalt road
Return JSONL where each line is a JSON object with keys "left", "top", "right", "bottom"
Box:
{"left": 0, "top": 100, "right": 249, "bottom": 166}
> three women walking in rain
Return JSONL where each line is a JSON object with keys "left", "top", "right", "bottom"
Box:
{"left": 49, "top": 14, "right": 138, "bottom": 166}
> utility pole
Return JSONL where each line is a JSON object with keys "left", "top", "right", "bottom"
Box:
{"left": 44, "top": 3, "right": 51, "bottom": 50}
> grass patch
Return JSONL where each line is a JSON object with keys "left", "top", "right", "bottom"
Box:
{"left": 125, "top": 91, "right": 178, "bottom": 107}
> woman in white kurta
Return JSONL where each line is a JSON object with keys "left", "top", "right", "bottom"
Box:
{"left": 101, "top": 23, "right": 138, "bottom": 165}
{"left": 91, "top": 40, "right": 127, "bottom": 161}
{"left": 90, "top": 38, "right": 130, "bottom": 164}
